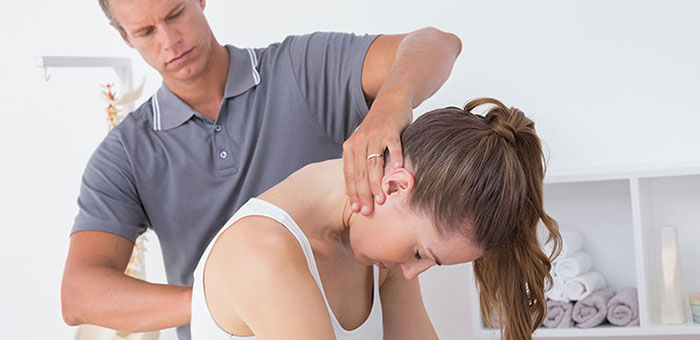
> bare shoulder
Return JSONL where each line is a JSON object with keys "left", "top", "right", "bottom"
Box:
{"left": 204, "top": 215, "right": 335, "bottom": 338}
{"left": 215, "top": 215, "right": 304, "bottom": 258}
{"left": 206, "top": 215, "right": 310, "bottom": 287}
{"left": 203, "top": 216, "right": 311, "bottom": 334}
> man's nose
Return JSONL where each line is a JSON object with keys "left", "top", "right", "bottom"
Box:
{"left": 160, "top": 25, "right": 182, "bottom": 51}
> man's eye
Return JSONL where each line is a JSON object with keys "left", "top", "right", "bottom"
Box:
{"left": 167, "top": 10, "right": 183, "bottom": 21}
{"left": 415, "top": 251, "right": 422, "bottom": 261}
{"left": 139, "top": 28, "right": 154, "bottom": 37}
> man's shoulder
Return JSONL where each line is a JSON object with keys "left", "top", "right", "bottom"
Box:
{"left": 107, "top": 97, "right": 156, "bottom": 138}
{"left": 119, "top": 97, "right": 154, "bottom": 128}
{"left": 243, "top": 32, "right": 347, "bottom": 57}
{"left": 92, "top": 96, "right": 157, "bottom": 160}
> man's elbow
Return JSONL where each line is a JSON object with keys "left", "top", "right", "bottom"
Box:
{"left": 446, "top": 31, "right": 462, "bottom": 56}
{"left": 61, "top": 277, "right": 85, "bottom": 326}
{"left": 62, "top": 311, "right": 83, "bottom": 327}
{"left": 419, "top": 26, "right": 463, "bottom": 56}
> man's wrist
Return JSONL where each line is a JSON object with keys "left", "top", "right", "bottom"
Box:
{"left": 372, "top": 83, "right": 415, "bottom": 123}
{"left": 181, "top": 286, "right": 193, "bottom": 321}
{"left": 375, "top": 83, "right": 413, "bottom": 108}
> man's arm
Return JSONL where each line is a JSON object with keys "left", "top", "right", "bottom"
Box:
{"left": 380, "top": 268, "right": 439, "bottom": 340}
{"left": 343, "top": 26, "right": 462, "bottom": 215}
{"left": 61, "top": 231, "right": 192, "bottom": 332}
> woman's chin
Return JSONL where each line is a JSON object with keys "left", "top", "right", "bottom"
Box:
{"left": 361, "top": 255, "right": 389, "bottom": 269}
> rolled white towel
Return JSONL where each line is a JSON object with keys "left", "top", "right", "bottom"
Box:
{"left": 556, "top": 252, "right": 593, "bottom": 280}
{"left": 546, "top": 261, "right": 558, "bottom": 288}
{"left": 543, "top": 228, "right": 584, "bottom": 263}
{"left": 546, "top": 274, "right": 570, "bottom": 302}
{"left": 564, "top": 271, "right": 606, "bottom": 301}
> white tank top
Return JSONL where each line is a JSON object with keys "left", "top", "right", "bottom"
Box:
{"left": 191, "top": 198, "right": 384, "bottom": 339}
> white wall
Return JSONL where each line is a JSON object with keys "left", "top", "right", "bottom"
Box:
{"left": 1, "top": 0, "right": 699, "bottom": 339}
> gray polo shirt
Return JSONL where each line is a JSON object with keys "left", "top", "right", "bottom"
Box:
{"left": 72, "top": 31, "right": 378, "bottom": 339}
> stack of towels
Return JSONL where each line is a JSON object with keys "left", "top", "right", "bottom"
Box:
{"left": 541, "top": 228, "right": 639, "bottom": 328}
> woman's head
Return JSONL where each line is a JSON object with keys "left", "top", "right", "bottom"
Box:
{"left": 403, "top": 97, "right": 561, "bottom": 339}
{"left": 350, "top": 97, "right": 561, "bottom": 340}
{"left": 348, "top": 165, "right": 484, "bottom": 279}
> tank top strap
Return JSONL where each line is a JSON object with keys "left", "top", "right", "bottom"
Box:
{"left": 229, "top": 198, "right": 383, "bottom": 338}
{"left": 242, "top": 199, "right": 332, "bottom": 304}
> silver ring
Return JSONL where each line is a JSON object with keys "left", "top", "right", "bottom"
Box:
{"left": 367, "top": 153, "right": 383, "bottom": 161}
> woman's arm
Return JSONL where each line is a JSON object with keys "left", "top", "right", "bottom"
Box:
{"left": 379, "top": 267, "right": 439, "bottom": 340}
{"left": 204, "top": 218, "right": 336, "bottom": 339}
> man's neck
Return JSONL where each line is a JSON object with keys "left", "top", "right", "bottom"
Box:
{"left": 163, "top": 43, "right": 229, "bottom": 121}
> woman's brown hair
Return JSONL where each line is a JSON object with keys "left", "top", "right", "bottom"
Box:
{"left": 400, "top": 97, "right": 562, "bottom": 340}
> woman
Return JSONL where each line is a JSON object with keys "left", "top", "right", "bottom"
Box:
{"left": 190, "top": 97, "right": 562, "bottom": 340}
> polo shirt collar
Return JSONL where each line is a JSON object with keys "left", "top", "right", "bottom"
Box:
{"left": 224, "top": 45, "right": 261, "bottom": 98}
{"left": 151, "top": 45, "right": 261, "bottom": 131}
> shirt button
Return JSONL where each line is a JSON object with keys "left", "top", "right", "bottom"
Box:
{"left": 219, "top": 151, "right": 228, "bottom": 159}
{"left": 214, "top": 125, "right": 222, "bottom": 132}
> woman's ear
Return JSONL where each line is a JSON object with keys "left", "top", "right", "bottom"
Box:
{"left": 381, "top": 168, "right": 415, "bottom": 198}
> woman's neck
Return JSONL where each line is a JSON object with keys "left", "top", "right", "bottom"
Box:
{"left": 257, "top": 159, "right": 355, "bottom": 245}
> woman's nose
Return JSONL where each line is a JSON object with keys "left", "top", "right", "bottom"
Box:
{"left": 399, "top": 261, "right": 433, "bottom": 281}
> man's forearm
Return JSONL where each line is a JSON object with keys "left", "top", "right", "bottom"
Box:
{"left": 377, "top": 27, "right": 462, "bottom": 109}
{"left": 62, "top": 265, "right": 191, "bottom": 332}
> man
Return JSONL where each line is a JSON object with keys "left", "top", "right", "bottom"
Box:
{"left": 60, "top": 0, "right": 461, "bottom": 338}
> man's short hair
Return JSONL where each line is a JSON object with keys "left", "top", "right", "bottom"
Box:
{"left": 98, "top": 0, "right": 126, "bottom": 34}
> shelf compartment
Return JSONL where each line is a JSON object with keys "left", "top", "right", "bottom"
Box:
{"left": 636, "top": 174, "right": 700, "bottom": 327}
{"left": 543, "top": 179, "right": 637, "bottom": 291}
{"left": 468, "top": 165, "right": 700, "bottom": 338}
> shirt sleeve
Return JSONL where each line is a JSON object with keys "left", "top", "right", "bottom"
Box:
{"left": 71, "top": 129, "right": 149, "bottom": 242}
{"left": 285, "top": 31, "right": 380, "bottom": 145}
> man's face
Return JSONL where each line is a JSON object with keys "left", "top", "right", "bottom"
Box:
{"left": 109, "top": 0, "right": 213, "bottom": 82}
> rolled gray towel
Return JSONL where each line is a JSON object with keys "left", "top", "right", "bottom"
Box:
{"left": 573, "top": 288, "right": 616, "bottom": 328}
{"left": 544, "top": 299, "right": 574, "bottom": 328}
{"left": 606, "top": 287, "right": 640, "bottom": 326}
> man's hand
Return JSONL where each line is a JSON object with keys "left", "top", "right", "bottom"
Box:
{"left": 343, "top": 87, "right": 412, "bottom": 216}
{"left": 343, "top": 27, "right": 462, "bottom": 216}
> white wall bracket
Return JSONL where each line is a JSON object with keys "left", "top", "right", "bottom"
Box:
{"left": 34, "top": 56, "right": 133, "bottom": 91}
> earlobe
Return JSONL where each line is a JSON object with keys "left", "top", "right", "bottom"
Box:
{"left": 200, "top": 0, "right": 207, "bottom": 10}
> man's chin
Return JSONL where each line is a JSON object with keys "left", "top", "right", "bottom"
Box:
{"left": 164, "top": 65, "right": 203, "bottom": 83}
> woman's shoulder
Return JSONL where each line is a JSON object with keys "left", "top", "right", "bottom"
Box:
{"left": 211, "top": 215, "right": 308, "bottom": 268}
{"left": 202, "top": 215, "right": 329, "bottom": 336}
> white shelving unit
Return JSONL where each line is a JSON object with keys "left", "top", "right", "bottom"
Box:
{"left": 467, "top": 163, "right": 700, "bottom": 338}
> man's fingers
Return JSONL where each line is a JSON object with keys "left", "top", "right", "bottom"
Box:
{"left": 385, "top": 136, "right": 404, "bottom": 169}
{"left": 367, "top": 145, "right": 386, "bottom": 205}
{"left": 353, "top": 147, "right": 374, "bottom": 216}
{"left": 342, "top": 143, "right": 360, "bottom": 212}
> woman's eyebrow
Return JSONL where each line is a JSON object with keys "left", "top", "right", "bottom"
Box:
{"left": 427, "top": 247, "right": 442, "bottom": 266}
